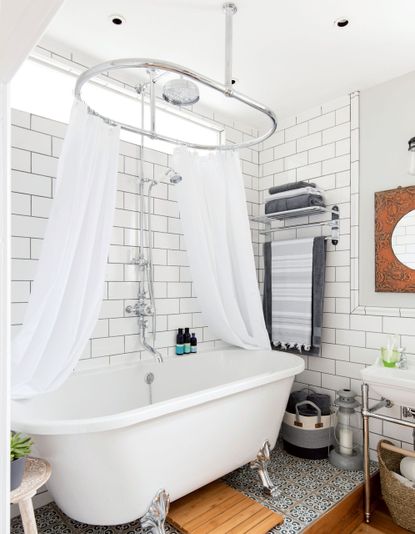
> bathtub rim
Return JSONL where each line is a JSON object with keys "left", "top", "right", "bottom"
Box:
{"left": 12, "top": 350, "right": 304, "bottom": 436}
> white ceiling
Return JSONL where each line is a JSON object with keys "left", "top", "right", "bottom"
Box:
{"left": 44, "top": 0, "right": 415, "bottom": 128}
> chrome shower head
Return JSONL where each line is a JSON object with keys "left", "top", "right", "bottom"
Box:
{"left": 162, "top": 78, "right": 200, "bottom": 106}
{"left": 165, "top": 169, "right": 183, "bottom": 184}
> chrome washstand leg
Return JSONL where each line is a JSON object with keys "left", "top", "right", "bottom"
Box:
{"left": 250, "top": 440, "right": 280, "bottom": 497}
{"left": 141, "top": 489, "right": 170, "bottom": 534}
{"left": 362, "top": 383, "right": 371, "bottom": 524}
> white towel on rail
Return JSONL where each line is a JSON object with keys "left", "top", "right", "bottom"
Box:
{"left": 271, "top": 238, "right": 314, "bottom": 350}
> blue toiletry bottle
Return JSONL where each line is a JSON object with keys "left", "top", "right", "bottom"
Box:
{"left": 190, "top": 332, "right": 197, "bottom": 353}
{"left": 176, "top": 328, "right": 184, "bottom": 355}
{"left": 184, "top": 327, "right": 191, "bottom": 354}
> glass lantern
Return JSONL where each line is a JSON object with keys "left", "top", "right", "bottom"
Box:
{"left": 329, "top": 389, "right": 363, "bottom": 470}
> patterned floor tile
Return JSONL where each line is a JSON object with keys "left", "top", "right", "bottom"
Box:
{"left": 11, "top": 441, "right": 376, "bottom": 534}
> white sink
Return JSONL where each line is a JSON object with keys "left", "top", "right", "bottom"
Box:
{"left": 361, "top": 356, "right": 415, "bottom": 408}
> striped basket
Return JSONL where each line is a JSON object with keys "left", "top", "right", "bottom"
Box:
{"left": 281, "top": 400, "right": 335, "bottom": 460}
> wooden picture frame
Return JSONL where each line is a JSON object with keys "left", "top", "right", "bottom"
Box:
{"left": 375, "top": 185, "right": 415, "bottom": 292}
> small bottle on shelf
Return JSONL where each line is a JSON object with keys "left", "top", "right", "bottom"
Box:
{"left": 190, "top": 332, "right": 198, "bottom": 353}
{"left": 184, "top": 327, "right": 191, "bottom": 354}
{"left": 176, "top": 328, "right": 184, "bottom": 356}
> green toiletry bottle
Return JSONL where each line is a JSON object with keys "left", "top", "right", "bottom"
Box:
{"left": 184, "top": 327, "right": 191, "bottom": 354}
{"left": 176, "top": 328, "right": 184, "bottom": 355}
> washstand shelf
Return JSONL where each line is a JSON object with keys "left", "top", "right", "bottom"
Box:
{"left": 251, "top": 205, "right": 340, "bottom": 246}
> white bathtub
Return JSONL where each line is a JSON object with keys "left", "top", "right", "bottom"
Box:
{"left": 12, "top": 349, "right": 304, "bottom": 525}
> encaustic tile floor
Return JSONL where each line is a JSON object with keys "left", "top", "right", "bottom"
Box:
{"left": 11, "top": 442, "right": 377, "bottom": 534}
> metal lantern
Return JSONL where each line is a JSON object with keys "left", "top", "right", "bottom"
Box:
{"left": 329, "top": 389, "right": 363, "bottom": 470}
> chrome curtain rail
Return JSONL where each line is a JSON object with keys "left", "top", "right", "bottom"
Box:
{"left": 74, "top": 58, "right": 277, "bottom": 151}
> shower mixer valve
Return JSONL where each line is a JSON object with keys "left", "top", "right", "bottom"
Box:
{"left": 131, "top": 255, "right": 149, "bottom": 269}
{"left": 125, "top": 302, "right": 154, "bottom": 317}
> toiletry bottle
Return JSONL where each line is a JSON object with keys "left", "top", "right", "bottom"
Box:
{"left": 184, "top": 327, "right": 191, "bottom": 354}
{"left": 190, "top": 332, "right": 198, "bottom": 353}
{"left": 176, "top": 328, "right": 184, "bottom": 356}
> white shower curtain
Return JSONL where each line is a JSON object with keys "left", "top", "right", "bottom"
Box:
{"left": 12, "top": 101, "right": 120, "bottom": 399}
{"left": 173, "top": 148, "right": 270, "bottom": 350}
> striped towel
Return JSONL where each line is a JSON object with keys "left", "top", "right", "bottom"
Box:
{"left": 271, "top": 238, "right": 314, "bottom": 351}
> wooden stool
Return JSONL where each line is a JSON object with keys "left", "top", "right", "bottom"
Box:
{"left": 10, "top": 457, "right": 51, "bottom": 534}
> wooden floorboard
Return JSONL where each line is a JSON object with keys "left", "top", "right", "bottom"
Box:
{"left": 167, "top": 481, "right": 284, "bottom": 534}
{"left": 351, "top": 500, "right": 413, "bottom": 534}
{"left": 352, "top": 524, "right": 385, "bottom": 534}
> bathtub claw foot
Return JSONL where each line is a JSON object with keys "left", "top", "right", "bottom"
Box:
{"left": 141, "top": 489, "right": 170, "bottom": 534}
{"left": 250, "top": 440, "right": 280, "bottom": 498}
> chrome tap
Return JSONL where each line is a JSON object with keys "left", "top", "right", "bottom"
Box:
{"left": 396, "top": 348, "right": 408, "bottom": 370}
{"left": 125, "top": 293, "right": 163, "bottom": 363}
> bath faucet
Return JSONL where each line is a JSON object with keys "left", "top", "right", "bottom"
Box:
{"left": 142, "top": 337, "right": 164, "bottom": 363}
{"left": 125, "top": 302, "right": 163, "bottom": 364}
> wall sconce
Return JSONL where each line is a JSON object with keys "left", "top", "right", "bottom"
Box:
{"left": 408, "top": 137, "right": 415, "bottom": 175}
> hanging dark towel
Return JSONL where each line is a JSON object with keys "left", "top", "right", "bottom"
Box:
{"left": 262, "top": 241, "right": 272, "bottom": 341}
{"left": 265, "top": 194, "right": 325, "bottom": 214}
{"left": 263, "top": 236, "right": 326, "bottom": 356}
{"left": 311, "top": 237, "right": 326, "bottom": 354}
{"left": 268, "top": 181, "right": 317, "bottom": 195}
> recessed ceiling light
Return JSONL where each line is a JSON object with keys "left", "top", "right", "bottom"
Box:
{"left": 334, "top": 18, "right": 349, "bottom": 28}
{"left": 110, "top": 15, "right": 125, "bottom": 26}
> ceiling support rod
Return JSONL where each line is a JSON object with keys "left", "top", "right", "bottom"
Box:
{"left": 223, "top": 3, "right": 237, "bottom": 94}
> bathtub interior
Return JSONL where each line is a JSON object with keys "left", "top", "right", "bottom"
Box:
{"left": 12, "top": 349, "right": 303, "bottom": 425}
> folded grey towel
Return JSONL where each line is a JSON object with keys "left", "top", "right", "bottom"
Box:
{"left": 268, "top": 181, "right": 316, "bottom": 195}
{"left": 265, "top": 193, "right": 325, "bottom": 214}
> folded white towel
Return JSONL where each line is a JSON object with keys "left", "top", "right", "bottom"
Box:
{"left": 392, "top": 471, "right": 415, "bottom": 489}
{"left": 265, "top": 186, "right": 324, "bottom": 203}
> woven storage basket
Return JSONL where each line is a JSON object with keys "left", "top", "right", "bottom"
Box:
{"left": 377, "top": 439, "right": 415, "bottom": 532}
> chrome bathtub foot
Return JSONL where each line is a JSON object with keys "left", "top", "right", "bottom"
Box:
{"left": 141, "top": 489, "right": 170, "bottom": 534}
{"left": 250, "top": 440, "right": 280, "bottom": 498}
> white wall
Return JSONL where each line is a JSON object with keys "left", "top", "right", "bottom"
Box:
{"left": 360, "top": 70, "right": 415, "bottom": 308}
{"left": 257, "top": 92, "right": 415, "bottom": 459}
{"left": 0, "top": 80, "right": 11, "bottom": 534}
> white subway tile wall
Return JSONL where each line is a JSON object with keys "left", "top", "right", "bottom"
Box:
{"left": 10, "top": 109, "right": 261, "bottom": 375}
{"left": 257, "top": 92, "right": 415, "bottom": 459}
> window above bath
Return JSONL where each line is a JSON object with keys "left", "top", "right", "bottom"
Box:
{"left": 10, "top": 56, "right": 223, "bottom": 154}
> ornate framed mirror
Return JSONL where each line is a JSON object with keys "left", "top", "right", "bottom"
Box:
{"left": 375, "top": 185, "right": 415, "bottom": 292}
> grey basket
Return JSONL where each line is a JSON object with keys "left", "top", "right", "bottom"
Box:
{"left": 281, "top": 400, "right": 335, "bottom": 460}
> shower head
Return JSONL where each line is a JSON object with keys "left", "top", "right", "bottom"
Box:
{"left": 162, "top": 78, "right": 200, "bottom": 106}
{"left": 165, "top": 169, "right": 183, "bottom": 184}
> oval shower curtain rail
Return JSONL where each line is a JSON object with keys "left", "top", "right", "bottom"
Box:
{"left": 74, "top": 58, "right": 278, "bottom": 151}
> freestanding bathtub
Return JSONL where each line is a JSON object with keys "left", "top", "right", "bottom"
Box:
{"left": 12, "top": 349, "right": 304, "bottom": 526}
